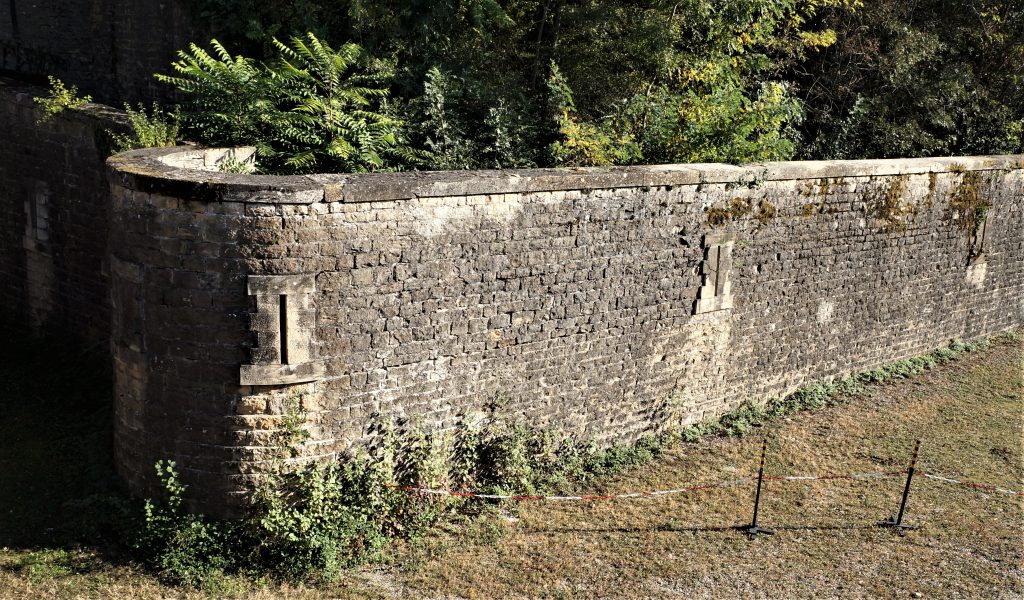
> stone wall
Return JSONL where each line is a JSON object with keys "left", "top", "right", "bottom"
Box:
{"left": 106, "top": 147, "right": 1024, "bottom": 514}
{"left": 0, "top": 77, "right": 126, "bottom": 343}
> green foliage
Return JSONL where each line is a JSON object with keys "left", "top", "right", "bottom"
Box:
{"left": 547, "top": 63, "right": 640, "bottom": 167}
{"left": 156, "top": 39, "right": 270, "bottom": 149}
{"left": 133, "top": 461, "right": 236, "bottom": 586}
{"left": 132, "top": 407, "right": 680, "bottom": 585}
{"left": 34, "top": 76, "right": 92, "bottom": 124}
{"left": 267, "top": 35, "right": 419, "bottom": 173}
{"left": 414, "top": 67, "right": 477, "bottom": 170}
{"left": 172, "top": 0, "right": 1016, "bottom": 167}
{"left": 110, "top": 103, "right": 180, "bottom": 152}
{"left": 249, "top": 462, "right": 388, "bottom": 580}
{"left": 218, "top": 157, "right": 255, "bottom": 173}
{"left": 413, "top": 67, "right": 536, "bottom": 170}
{"left": 542, "top": 0, "right": 857, "bottom": 166}
{"left": 158, "top": 34, "right": 419, "bottom": 174}
{"left": 798, "top": 0, "right": 1024, "bottom": 159}
{"left": 169, "top": 0, "right": 861, "bottom": 170}
{"left": 997, "top": 329, "right": 1023, "bottom": 343}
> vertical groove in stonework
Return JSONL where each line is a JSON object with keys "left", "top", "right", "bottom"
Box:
{"left": 279, "top": 294, "right": 289, "bottom": 365}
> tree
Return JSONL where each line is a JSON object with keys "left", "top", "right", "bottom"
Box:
{"left": 796, "top": 0, "right": 1024, "bottom": 159}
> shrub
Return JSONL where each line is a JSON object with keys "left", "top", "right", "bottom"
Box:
{"left": 158, "top": 34, "right": 421, "bottom": 174}
{"left": 132, "top": 461, "right": 237, "bottom": 586}
{"left": 110, "top": 103, "right": 181, "bottom": 152}
{"left": 249, "top": 462, "right": 388, "bottom": 580}
{"left": 33, "top": 76, "right": 92, "bottom": 124}
{"left": 133, "top": 336, "right": 1002, "bottom": 585}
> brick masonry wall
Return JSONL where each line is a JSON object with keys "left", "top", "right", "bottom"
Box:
{"left": 107, "top": 148, "right": 1024, "bottom": 515}
{"left": 0, "top": 77, "right": 126, "bottom": 343}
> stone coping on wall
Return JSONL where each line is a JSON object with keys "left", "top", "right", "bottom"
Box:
{"left": 108, "top": 145, "right": 1024, "bottom": 205}
{"left": 0, "top": 76, "right": 130, "bottom": 131}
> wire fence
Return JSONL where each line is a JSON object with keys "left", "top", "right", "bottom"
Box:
{"left": 385, "top": 471, "right": 915, "bottom": 502}
{"left": 384, "top": 439, "right": 1023, "bottom": 537}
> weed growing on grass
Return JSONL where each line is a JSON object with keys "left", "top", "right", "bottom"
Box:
{"left": 133, "top": 411, "right": 684, "bottom": 586}
{"left": 134, "top": 453, "right": 401, "bottom": 585}
{"left": 132, "top": 461, "right": 236, "bottom": 587}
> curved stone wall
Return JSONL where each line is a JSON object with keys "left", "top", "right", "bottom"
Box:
{"left": 107, "top": 147, "right": 1024, "bottom": 514}
{"left": 0, "top": 77, "right": 128, "bottom": 341}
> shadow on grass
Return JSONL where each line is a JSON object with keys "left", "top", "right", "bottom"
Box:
{"left": 0, "top": 327, "right": 132, "bottom": 557}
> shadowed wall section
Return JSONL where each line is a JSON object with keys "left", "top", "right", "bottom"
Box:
{"left": 0, "top": 77, "right": 127, "bottom": 343}
{"left": 0, "top": 0, "right": 197, "bottom": 104}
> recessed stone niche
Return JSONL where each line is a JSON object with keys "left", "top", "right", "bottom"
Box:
{"left": 693, "top": 232, "right": 735, "bottom": 314}
{"left": 240, "top": 274, "right": 324, "bottom": 386}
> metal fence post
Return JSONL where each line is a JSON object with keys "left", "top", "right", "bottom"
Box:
{"left": 878, "top": 439, "right": 921, "bottom": 536}
{"left": 741, "top": 437, "right": 775, "bottom": 539}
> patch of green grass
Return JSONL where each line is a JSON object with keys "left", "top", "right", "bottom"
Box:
{"left": 4, "top": 549, "right": 110, "bottom": 583}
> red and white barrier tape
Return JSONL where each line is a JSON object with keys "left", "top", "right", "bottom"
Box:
{"left": 385, "top": 470, "right": 904, "bottom": 501}
{"left": 768, "top": 471, "right": 905, "bottom": 483}
{"left": 385, "top": 469, "right": 1023, "bottom": 501}
{"left": 919, "top": 471, "right": 1024, "bottom": 497}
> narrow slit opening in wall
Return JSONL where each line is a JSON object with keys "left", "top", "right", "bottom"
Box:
{"left": 714, "top": 245, "right": 724, "bottom": 296}
{"left": 279, "top": 295, "right": 289, "bottom": 364}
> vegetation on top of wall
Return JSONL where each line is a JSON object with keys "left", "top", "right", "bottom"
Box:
{"left": 546, "top": 62, "right": 640, "bottom": 167}
{"left": 30, "top": 1, "right": 1024, "bottom": 172}
{"left": 109, "top": 103, "right": 181, "bottom": 152}
{"left": 33, "top": 76, "right": 92, "bottom": 124}
{"left": 160, "top": 0, "right": 869, "bottom": 173}
{"left": 130, "top": 334, "right": 1011, "bottom": 586}
{"left": 32, "top": 78, "right": 179, "bottom": 152}
{"left": 155, "top": 34, "right": 422, "bottom": 175}
{"left": 172, "top": 0, "right": 1021, "bottom": 173}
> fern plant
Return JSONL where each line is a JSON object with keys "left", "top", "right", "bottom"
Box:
{"left": 156, "top": 40, "right": 272, "bottom": 150}
{"left": 158, "top": 34, "right": 421, "bottom": 174}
